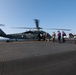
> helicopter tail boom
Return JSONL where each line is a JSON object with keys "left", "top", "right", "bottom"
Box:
{"left": 0, "top": 29, "right": 6, "bottom": 37}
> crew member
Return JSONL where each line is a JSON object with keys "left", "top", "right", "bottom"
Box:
{"left": 38, "top": 32, "right": 40, "bottom": 41}
{"left": 52, "top": 32, "right": 56, "bottom": 42}
{"left": 62, "top": 31, "right": 66, "bottom": 43}
{"left": 57, "top": 31, "right": 61, "bottom": 43}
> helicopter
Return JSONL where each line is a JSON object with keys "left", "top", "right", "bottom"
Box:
{"left": 0, "top": 19, "right": 71, "bottom": 42}
{"left": 0, "top": 19, "right": 52, "bottom": 42}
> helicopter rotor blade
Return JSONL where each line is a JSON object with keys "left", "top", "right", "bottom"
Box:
{"left": 34, "top": 19, "right": 39, "bottom": 29}
{"left": 46, "top": 28, "right": 71, "bottom": 31}
{"left": 0, "top": 24, "right": 5, "bottom": 26}
{"left": 11, "top": 27, "right": 43, "bottom": 29}
{"left": 11, "top": 27, "right": 71, "bottom": 31}
{"left": 34, "top": 19, "right": 42, "bottom": 30}
{"left": 11, "top": 27, "right": 36, "bottom": 29}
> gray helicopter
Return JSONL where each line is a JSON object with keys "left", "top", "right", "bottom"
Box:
{"left": 0, "top": 19, "right": 71, "bottom": 42}
{"left": 0, "top": 19, "right": 52, "bottom": 42}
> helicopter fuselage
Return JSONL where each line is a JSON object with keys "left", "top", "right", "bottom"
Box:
{"left": 0, "top": 29, "right": 51, "bottom": 41}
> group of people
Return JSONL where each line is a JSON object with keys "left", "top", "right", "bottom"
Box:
{"left": 37, "top": 31, "right": 66, "bottom": 42}
{"left": 52, "top": 31, "right": 66, "bottom": 43}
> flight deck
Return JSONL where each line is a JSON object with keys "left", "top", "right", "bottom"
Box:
{"left": 0, "top": 41, "right": 76, "bottom": 75}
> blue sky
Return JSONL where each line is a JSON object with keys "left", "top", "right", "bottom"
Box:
{"left": 0, "top": 0, "right": 76, "bottom": 36}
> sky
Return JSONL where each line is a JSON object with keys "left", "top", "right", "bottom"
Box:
{"left": 0, "top": 0, "right": 76, "bottom": 37}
